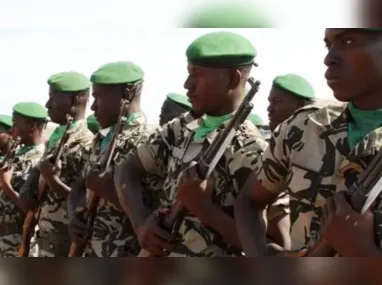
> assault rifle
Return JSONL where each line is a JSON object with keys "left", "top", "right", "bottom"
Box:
{"left": 18, "top": 115, "right": 73, "bottom": 257}
{"left": 138, "top": 77, "right": 261, "bottom": 257}
{"left": 68, "top": 99, "right": 129, "bottom": 257}
{"left": 304, "top": 147, "right": 382, "bottom": 256}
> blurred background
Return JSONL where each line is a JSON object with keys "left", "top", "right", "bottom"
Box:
{"left": 0, "top": 258, "right": 378, "bottom": 285}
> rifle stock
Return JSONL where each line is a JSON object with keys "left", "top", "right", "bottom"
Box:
{"left": 138, "top": 78, "right": 261, "bottom": 257}
{"left": 18, "top": 115, "right": 73, "bottom": 257}
{"left": 68, "top": 192, "right": 100, "bottom": 257}
{"left": 68, "top": 99, "right": 128, "bottom": 257}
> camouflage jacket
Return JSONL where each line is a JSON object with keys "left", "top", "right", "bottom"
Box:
{"left": 141, "top": 111, "right": 198, "bottom": 210}
{"left": 38, "top": 120, "right": 93, "bottom": 238}
{"left": 0, "top": 144, "right": 45, "bottom": 218}
{"left": 83, "top": 113, "right": 151, "bottom": 257}
{"left": 137, "top": 113, "right": 269, "bottom": 257}
{"left": 256, "top": 102, "right": 382, "bottom": 251}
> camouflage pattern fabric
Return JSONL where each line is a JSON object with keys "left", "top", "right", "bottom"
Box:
{"left": 140, "top": 112, "right": 198, "bottom": 211}
{"left": 0, "top": 144, "right": 45, "bottom": 257}
{"left": 83, "top": 114, "right": 152, "bottom": 257}
{"left": 137, "top": 112, "right": 273, "bottom": 257}
{"left": 255, "top": 102, "right": 382, "bottom": 251}
{"left": 37, "top": 120, "right": 93, "bottom": 257}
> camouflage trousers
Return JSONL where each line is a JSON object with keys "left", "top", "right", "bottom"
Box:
{"left": 84, "top": 235, "right": 141, "bottom": 257}
{"left": 0, "top": 216, "right": 38, "bottom": 257}
{"left": 167, "top": 243, "right": 240, "bottom": 257}
{"left": 37, "top": 231, "right": 70, "bottom": 257}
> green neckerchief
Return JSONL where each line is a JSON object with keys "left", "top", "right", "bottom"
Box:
{"left": 16, "top": 143, "right": 44, "bottom": 156}
{"left": 47, "top": 120, "right": 82, "bottom": 149}
{"left": 100, "top": 112, "right": 143, "bottom": 152}
{"left": 194, "top": 113, "right": 233, "bottom": 140}
{"left": 348, "top": 102, "right": 382, "bottom": 149}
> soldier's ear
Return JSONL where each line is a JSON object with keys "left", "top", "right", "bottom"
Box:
{"left": 28, "top": 122, "right": 36, "bottom": 135}
{"left": 122, "top": 82, "right": 143, "bottom": 102}
{"left": 72, "top": 94, "right": 80, "bottom": 106}
{"left": 33, "top": 119, "right": 43, "bottom": 131}
{"left": 227, "top": 69, "right": 241, "bottom": 90}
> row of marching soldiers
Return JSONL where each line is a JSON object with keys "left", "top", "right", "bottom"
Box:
{"left": 0, "top": 30, "right": 267, "bottom": 257}
{"left": 0, "top": 29, "right": 381, "bottom": 263}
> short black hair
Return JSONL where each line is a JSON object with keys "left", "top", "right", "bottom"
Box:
{"left": 29, "top": 118, "right": 47, "bottom": 130}
{"left": 237, "top": 64, "right": 253, "bottom": 74}
{"left": 302, "top": 98, "right": 315, "bottom": 106}
{"left": 0, "top": 122, "right": 10, "bottom": 129}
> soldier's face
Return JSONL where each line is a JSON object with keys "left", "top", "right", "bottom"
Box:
{"left": 0, "top": 124, "right": 9, "bottom": 135}
{"left": 267, "top": 87, "right": 303, "bottom": 131}
{"left": 45, "top": 90, "right": 74, "bottom": 125}
{"left": 184, "top": 64, "right": 232, "bottom": 115}
{"left": 159, "top": 100, "right": 190, "bottom": 126}
{"left": 91, "top": 84, "right": 122, "bottom": 129}
{"left": 0, "top": 133, "right": 10, "bottom": 155}
{"left": 10, "top": 113, "right": 35, "bottom": 142}
{"left": 324, "top": 28, "right": 382, "bottom": 103}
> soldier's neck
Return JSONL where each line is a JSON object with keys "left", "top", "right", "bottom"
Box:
{"left": 353, "top": 91, "right": 382, "bottom": 110}
{"left": 126, "top": 101, "right": 142, "bottom": 116}
{"left": 69, "top": 113, "right": 85, "bottom": 123}
{"left": 207, "top": 94, "right": 243, "bottom": 116}
{"left": 24, "top": 136, "right": 43, "bottom": 147}
{"left": 206, "top": 105, "right": 238, "bottom": 116}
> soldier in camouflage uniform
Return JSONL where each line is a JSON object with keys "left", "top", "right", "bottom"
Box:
{"left": 159, "top": 93, "right": 195, "bottom": 126}
{"left": 235, "top": 28, "right": 382, "bottom": 259}
{"left": 145, "top": 98, "right": 202, "bottom": 212}
{"left": 253, "top": 75, "right": 315, "bottom": 244}
{"left": 115, "top": 31, "right": 289, "bottom": 257}
{"left": 0, "top": 102, "right": 47, "bottom": 257}
{"left": 68, "top": 61, "right": 152, "bottom": 257}
{"left": 0, "top": 115, "right": 12, "bottom": 135}
{"left": 267, "top": 73, "right": 315, "bottom": 132}
{"left": 247, "top": 113, "right": 271, "bottom": 141}
{"left": 0, "top": 116, "right": 13, "bottom": 157}
{"left": 20, "top": 72, "right": 94, "bottom": 257}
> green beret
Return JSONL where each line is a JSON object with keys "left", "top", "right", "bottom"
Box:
{"left": 247, "top": 113, "right": 263, "bottom": 126}
{"left": 48, "top": 71, "right": 91, "bottom": 92}
{"left": 0, "top": 115, "right": 12, "bottom": 128}
{"left": 166, "top": 93, "right": 192, "bottom": 108}
{"left": 182, "top": 2, "right": 274, "bottom": 28}
{"left": 13, "top": 102, "right": 48, "bottom": 120}
{"left": 186, "top": 31, "right": 256, "bottom": 67}
{"left": 273, "top": 74, "right": 315, "bottom": 100}
{"left": 87, "top": 115, "right": 100, "bottom": 134}
{"left": 91, "top": 61, "right": 144, "bottom": 85}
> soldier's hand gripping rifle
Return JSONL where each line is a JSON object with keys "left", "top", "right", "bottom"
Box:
{"left": 0, "top": 136, "right": 24, "bottom": 210}
{"left": 303, "top": 147, "right": 382, "bottom": 257}
{"left": 68, "top": 99, "right": 129, "bottom": 257}
{"left": 0, "top": 136, "right": 22, "bottom": 168}
{"left": 18, "top": 114, "right": 73, "bottom": 257}
{"left": 138, "top": 77, "right": 261, "bottom": 257}
{"left": 0, "top": 133, "right": 13, "bottom": 157}
{"left": 0, "top": 136, "right": 22, "bottom": 206}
